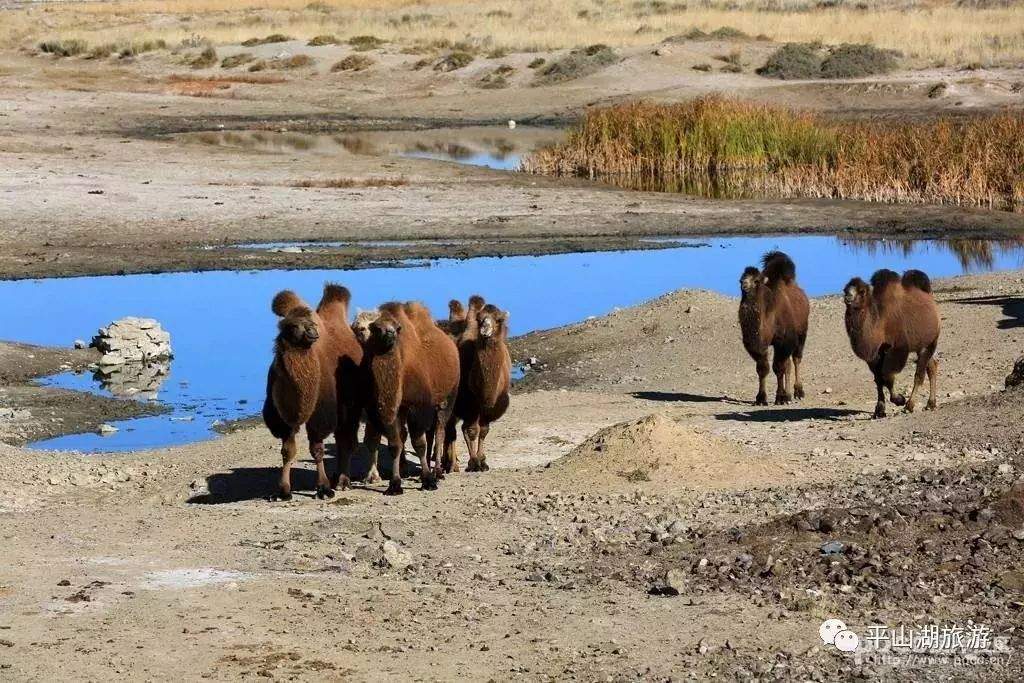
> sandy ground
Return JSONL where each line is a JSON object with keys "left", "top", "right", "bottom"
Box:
{"left": 2, "top": 31, "right": 1024, "bottom": 680}
{"left": 1, "top": 44, "right": 1024, "bottom": 279}
{"left": 1, "top": 269, "right": 1023, "bottom": 680}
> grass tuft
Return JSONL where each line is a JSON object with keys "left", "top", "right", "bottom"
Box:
{"left": 434, "top": 51, "right": 474, "bottom": 71}
{"left": 523, "top": 96, "right": 1024, "bottom": 211}
{"left": 307, "top": 34, "right": 339, "bottom": 46}
{"left": 190, "top": 45, "right": 218, "bottom": 69}
{"left": 241, "top": 34, "right": 292, "bottom": 47}
{"left": 348, "top": 34, "right": 386, "bottom": 51}
{"left": 39, "top": 38, "right": 88, "bottom": 57}
{"left": 221, "top": 52, "right": 255, "bottom": 68}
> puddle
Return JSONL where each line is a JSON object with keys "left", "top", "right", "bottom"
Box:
{"left": 182, "top": 126, "right": 562, "bottom": 172}
{"left": 2, "top": 236, "right": 1023, "bottom": 453}
{"left": 138, "top": 568, "right": 250, "bottom": 590}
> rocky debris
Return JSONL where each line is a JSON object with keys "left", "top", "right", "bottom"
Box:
{"left": 380, "top": 540, "right": 412, "bottom": 570}
{"left": 96, "top": 423, "right": 118, "bottom": 435}
{"left": 91, "top": 317, "right": 172, "bottom": 366}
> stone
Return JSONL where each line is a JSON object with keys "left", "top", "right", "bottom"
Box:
{"left": 381, "top": 540, "right": 412, "bottom": 569}
{"left": 820, "top": 540, "right": 845, "bottom": 556}
{"left": 73, "top": 339, "right": 87, "bottom": 349}
{"left": 97, "top": 423, "right": 118, "bottom": 435}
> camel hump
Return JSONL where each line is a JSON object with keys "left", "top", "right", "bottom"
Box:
{"left": 468, "top": 294, "right": 486, "bottom": 311}
{"left": 870, "top": 269, "right": 901, "bottom": 293}
{"left": 761, "top": 251, "right": 795, "bottom": 286}
{"left": 272, "top": 290, "right": 306, "bottom": 317}
{"left": 448, "top": 299, "right": 466, "bottom": 321}
{"left": 318, "top": 283, "right": 351, "bottom": 316}
{"left": 902, "top": 269, "right": 932, "bottom": 293}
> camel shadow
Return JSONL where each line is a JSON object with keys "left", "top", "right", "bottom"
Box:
{"left": 187, "top": 445, "right": 423, "bottom": 504}
{"left": 630, "top": 391, "right": 745, "bottom": 405}
{"left": 715, "top": 407, "right": 864, "bottom": 423}
{"left": 952, "top": 294, "right": 1024, "bottom": 330}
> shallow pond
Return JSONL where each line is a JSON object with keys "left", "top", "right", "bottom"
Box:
{"left": 2, "top": 236, "right": 1022, "bottom": 453}
{"left": 182, "top": 126, "right": 560, "bottom": 171}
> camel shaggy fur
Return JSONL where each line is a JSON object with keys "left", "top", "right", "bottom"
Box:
{"left": 361, "top": 301, "right": 460, "bottom": 494}
{"left": 446, "top": 300, "right": 511, "bottom": 473}
{"left": 843, "top": 269, "right": 940, "bottom": 418}
{"left": 738, "top": 251, "right": 810, "bottom": 406}
{"left": 262, "top": 284, "right": 363, "bottom": 500}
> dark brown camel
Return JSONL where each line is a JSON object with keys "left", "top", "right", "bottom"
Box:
{"left": 738, "top": 251, "right": 810, "bottom": 406}
{"left": 262, "top": 284, "right": 362, "bottom": 500}
{"left": 843, "top": 269, "right": 940, "bottom": 418}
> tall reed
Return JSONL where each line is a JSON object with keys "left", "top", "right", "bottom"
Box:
{"left": 523, "top": 97, "right": 1024, "bottom": 211}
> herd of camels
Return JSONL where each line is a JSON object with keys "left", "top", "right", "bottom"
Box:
{"left": 262, "top": 250, "right": 940, "bottom": 500}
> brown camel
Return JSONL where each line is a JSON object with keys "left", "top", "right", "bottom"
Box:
{"left": 445, "top": 301, "right": 511, "bottom": 473}
{"left": 361, "top": 301, "right": 460, "bottom": 495}
{"left": 843, "top": 269, "right": 940, "bottom": 418}
{"left": 262, "top": 284, "right": 362, "bottom": 500}
{"left": 738, "top": 251, "right": 810, "bottom": 406}
{"left": 436, "top": 299, "right": 467, "bottom": 337}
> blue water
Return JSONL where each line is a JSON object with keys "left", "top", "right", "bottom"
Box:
{"left": 2, "top": 236, "right": 1022, "bottom": 453}
{"left": 400, "top": 150, "right": 522, "bottom": 171}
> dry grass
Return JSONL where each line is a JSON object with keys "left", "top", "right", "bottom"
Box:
{"left": 523, "top": 97, "right": 1024, "bottom": 211}
{"left": 291, "top": 176, "right": 408, "bottom": 188}
{"left": 6, "top": 1, "right": 1024, "bottom": 67}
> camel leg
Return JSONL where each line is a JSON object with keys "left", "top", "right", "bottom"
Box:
{"left": 905, "top": 343, "right": 936, "bottom": 413}
{"left": 382, "top": 423, "right": 404, "bottom": 496}
{"left": 925, "top": 357, "right": 939, "bottom": 410}
{"left": 331, "top": 407, "right": 360, "bottom": 491}
{"left": 871, "top": 361, "right": 887, "bottom": 418}
{"left": 792, "top": 333, "right": 806, "bottom": 400}
{"left": 772, "top": 350, "right": 792, "bottom": 405}
{"left": 443, "top": 415, "right": 460, "bottom": 474}
{"left": 310, "top": 440, "right": 335, "bottom": 500}
{"left": 475, "top": 423, "right": 492, "bottom": 472}
{"left": 410, "top": 426, "right": 437, "bottom": 491}
{"left": 464, "top": 421, "right": 482, "bottom": 472}
{"left": 881, "top": 348, "right": 908, "bottom": 406}
{"left": 361, "top": 423, "right": 382, "bottom": 485}
{"left": 753, "top": 354, "right": 769, "bottom": 406}
{"left": 277, "top": 430, "right": 299, "bottom": 500}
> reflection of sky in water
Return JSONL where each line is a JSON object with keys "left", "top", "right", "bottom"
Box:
{"left": 2, "top": 236, "right": 1022, "bottom": 453}
{"left": 400, "top": 150, "right": 521, "bottom": 171}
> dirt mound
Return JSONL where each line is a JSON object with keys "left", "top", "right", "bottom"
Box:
{"left": 549, "top": 414, "right": 786, "bottom": 491}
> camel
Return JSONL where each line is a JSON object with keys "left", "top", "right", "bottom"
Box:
{"left": 738, "top": 251, "right": 810, "bottom": 406}
{"left": 262, "top": 284, "right": 362, "bottom": 500}
{"left": 446, "top": 301, "right": 511, "bottom": 473}
{"left": 436, "top": 299, "right": 467, "bottom": 337}
{"left": 843, "top": 269, "right": 940, "bottom": 418}
{"left": 361, "top": 301, "right": 460, "bottom": 495}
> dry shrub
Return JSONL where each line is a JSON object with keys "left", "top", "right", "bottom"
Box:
{"left": 241, "top": 34, "right": 291, "bottom": 47}
{"left": 275, "top": 54, "right": 315, "bottom": 69}
{"left": 307, "top": 34, "right": 339, "bottom": 46}
{"left": 479, "top": 64, "right": 514, "bottom": 88}
{"left": 434, "top": 51, "right": 474, "bottom": 71}
{"left": 692, "top": 62, "right": 712, "bottom": 71}
{"left": 190, "top": 45, "right": 218, "bottom": 68}
{"left": 758, "top": 42, "right": 900, "bottom": 79}
{"left": 291, "top": 177, "right": 407, "bottom": 188}
{"left": 523, "top": 96, "right": 1024, "bottom": 211}
{"left": 221, "top": 52, "right": 255, "bottom": 68}
{"left": 348, "top": 35, "right": 386, "bottom": 51}
{"left": 533, "top": 44, "right": 618, "bottom": 85}
{"left": 332, "top": 54, "right": 374, "bottom": 71}
{"left": 528, "top": 57, "right": 546, "bottom": 69}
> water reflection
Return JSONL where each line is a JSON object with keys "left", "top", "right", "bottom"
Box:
{"left": 94, "top": 360, "right": 170, "bottom": 400}
{"left": 3, "top": 235, "right": 1022, "bottom": 452}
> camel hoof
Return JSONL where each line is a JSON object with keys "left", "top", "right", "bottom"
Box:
{"left": 873, "top": 403, "right": 887, "bottom": 419}
{"left": 384, "top": 480, "right": 404, "bottom": 496}
{"left": 891, "top": 394, "right": 907, "bottom": 407}
{"left": 925, "top": 400, "right": 937, "bottom": 411}
{"left": 315, "top": 485, "right": 335, "bottom": 500}
{"left": 274, "top": 489, "right": 292, "bottom": 502}
{"left": 478, "top": 461, "right": 490, "bottom": 472}
{"left": 421, "top": 474, "right": 438, "bottom": 491}
{"left": 362, "top": 469, "right": 382, "bottom": 485}
{"left": 334, "top": 474, "right": 351, "bottom": 491}
{"left": 774, "top": 394, "right": 791, "bottom": 406}
{"left": 754, "top": 393, "right": 768, "bottom": 407}
{"left": 466, "top": 459, "right": 480, "bottom": 472}
{"left": 904, "top": 401, "right": 916, "bottom": 414}
{"left": 794, "top": 386, "right": 805, "bottom": 400}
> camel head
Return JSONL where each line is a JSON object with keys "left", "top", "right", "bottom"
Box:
{"left": 368, "top": 311, "right": 402, "bottom": 351}
{"left": 843, "top": 277, "right": 871, "bottom": 309}
{"left": 351, "top": 308, "right": 380, "bottom": 344}
{"left": 277, "top": 306, "right": 320, "bottom": 349}
{"left": 739, "top": 266, "right": 766, "bottom": 299}
{"left": 477, "top": 304, "right": 509, "bottom": 341}
{"left": 448, "top": 299, "right": 466, "bottom": 322}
